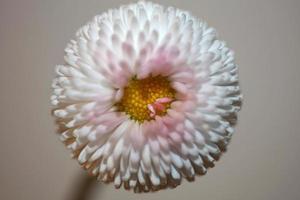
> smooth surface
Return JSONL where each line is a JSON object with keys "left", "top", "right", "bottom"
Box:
{"left": 0, "top": 0, "right": 299, "bottom": 199}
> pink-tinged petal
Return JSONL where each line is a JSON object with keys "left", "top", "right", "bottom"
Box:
{"left": 169, "top": 131, "right": 182, "bottom": 144}
{"left": 170, "top": 71, "right": 194, "bottom": 83}
{"left": 130, "top": 123, "right": 145, "bottom": 149}
{"left": 136, "top": 64, "right": 151, "bottom": 79}
{"left": 183, "top": 131, "right": 194, "bottom": 144}
{"left": 161, "top": 114, "right": 177, "bottom": 127}
{"left": 156, "top": 97, "right": 173, "bottom": 103}
{"left": 167, "top": 109, "right": 185, "bottom": 123}
{"left": 153, "top": 102, "right": 165, "bottom": 112}
{"left": 115, "top": 88, "right": 124, "bottom": 102}
{"left": 129, "top": 148, "right": 140, "bottom": 173}
{"left": 175, "top": 123, "right": 185, "bottom": 133}
{"left": 90, "top": 112, "right": 125, "bottom": 125}
{"left": 149, "top": 138, "right": 160, "bottom": 155}
{"left": 157, "top": 135, "right": 170, "bottom": 152}
{"left": 88, "top": 115, "right": 128, "bottom": 142}
{"left": 153, "top": 116, "right": 170, "bottom": 137}
{"left": 171, "top": 100, "right": 197, "bottom": 113}
{"left": 122, "top": 42, "right": 136, "bottom": 61}
{"left": 150, "top": 112, "right": 155, "bottom": 118}
{"left": 147, "top": 104, "right": 155, "bottom": 114}
{"left": 172, "top": 81, "right": 189, "bottom": 95}
{"left": 93, "top": 103, "right": 113, "bottom": 116}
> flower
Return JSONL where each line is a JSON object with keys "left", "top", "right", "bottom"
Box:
{"left": 51, "top": 1, "right": 242, "bottom": 192}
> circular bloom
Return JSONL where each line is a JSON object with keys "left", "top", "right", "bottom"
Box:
{"left": 51, "top": 1, "right": 242, "bottom": 192}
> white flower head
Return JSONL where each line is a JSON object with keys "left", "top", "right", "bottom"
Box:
{"left": 52, "top": 1, "right": 242, "bottom": 192}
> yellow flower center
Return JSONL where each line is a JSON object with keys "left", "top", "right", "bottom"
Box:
{"left": 116, "top": 75, "right": 175, "bottom": 123}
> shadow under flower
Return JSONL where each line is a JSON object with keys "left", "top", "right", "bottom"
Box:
{"left": 66, "top": 172, "right": 101, "bottom": 200}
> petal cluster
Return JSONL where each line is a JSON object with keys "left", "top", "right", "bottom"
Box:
{"left": 51, "top": 1, "right": 242, "bottom": 192}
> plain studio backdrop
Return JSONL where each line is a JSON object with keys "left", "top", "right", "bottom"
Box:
{"left": 0, "top": 0, "right": 299, "bottom": 200}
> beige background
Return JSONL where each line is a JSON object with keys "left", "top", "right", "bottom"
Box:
{"left": 1, "top": 0, "right": 300, "bottom": 199}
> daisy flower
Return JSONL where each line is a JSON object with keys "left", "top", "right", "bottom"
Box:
{"left": 51, "top": 1, "right": 242, "bottom": 192}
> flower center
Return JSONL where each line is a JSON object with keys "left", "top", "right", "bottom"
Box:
{"left": 116, "top": 75, "right": 175, "bottom": 123}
